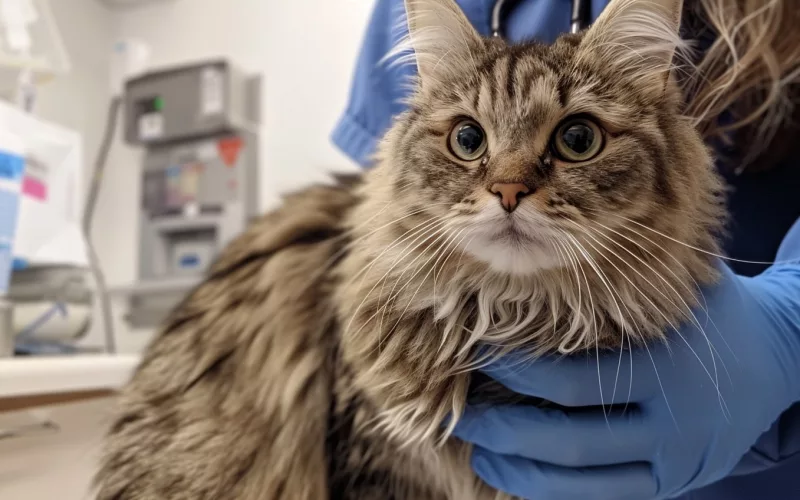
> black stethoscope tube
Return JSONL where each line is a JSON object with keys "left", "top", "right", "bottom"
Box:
{"left": 491, "top": 0, "right": 592, "bottom": 38}
{"left": 570, "top": 0, "right": 591, "bottom": 33}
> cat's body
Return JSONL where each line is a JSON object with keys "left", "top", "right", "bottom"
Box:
{"left": 95, "top": 0, "right": 725, "bottom": 498}
{"left": 96, "top": 179, "right": 493, "bottom": 500}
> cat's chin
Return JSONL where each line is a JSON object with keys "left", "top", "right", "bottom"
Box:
{"left": 462, "top": 234, "right": 561, "bottom": 276}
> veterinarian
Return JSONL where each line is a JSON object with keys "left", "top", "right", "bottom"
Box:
{"left": 333, "top": 0, "right": 800, "bottom": 498}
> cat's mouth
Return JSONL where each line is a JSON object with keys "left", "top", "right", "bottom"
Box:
{"left": 491, "top": 217, "right": 544, "bottom": 244}
{"left": 457, "top": 202, "right": 566, "bottom": 274}
{"left": 497, "top": 225, "right": 536, "bottom": 243}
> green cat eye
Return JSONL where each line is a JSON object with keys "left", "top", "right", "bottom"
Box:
{"left": 553, "top": 117, "right": 604, "bottom": 162}
{"left": 448, "top": 119, "right": 488, "bottom": 161}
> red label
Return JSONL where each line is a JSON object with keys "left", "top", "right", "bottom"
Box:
{"left": 217, "top": 137, "right": 243, "bottom": 167}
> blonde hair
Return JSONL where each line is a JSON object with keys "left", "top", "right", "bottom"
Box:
{"left": 683, "top": 0, "right": 800, "bottom": 171}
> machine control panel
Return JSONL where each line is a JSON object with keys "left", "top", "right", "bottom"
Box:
{"left": 141, "top": 135, "right": 245, "bottom": 218}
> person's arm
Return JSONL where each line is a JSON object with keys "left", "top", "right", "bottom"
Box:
{"left": 331, "top": 0, "right": 416, "bottom": 167}
{"left": 452, "top": 218, "right": 800, "bottom": 500}
{"left": 733, "top": 220, "right": 800, "bottom": 476}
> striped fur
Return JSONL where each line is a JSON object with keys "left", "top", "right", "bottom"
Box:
{"left": 95, "top": 0, "right": 725, "bottom": 498}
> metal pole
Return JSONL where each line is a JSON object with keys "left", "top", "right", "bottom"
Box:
{"left": 0, "top": 298, "right": 13, "bottom": 357}
{"left": 83, "top": 97, "right": 122, "bottom": 354}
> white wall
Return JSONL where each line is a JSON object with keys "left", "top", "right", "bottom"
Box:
{"left": 31, "top": 0, "right": 115, "bottom": 349}
{"left": 37, "top": 0, "right": 114, "bottom": 184}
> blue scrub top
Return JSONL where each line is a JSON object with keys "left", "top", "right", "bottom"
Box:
{"left": 332, "top": 1, "right": 800, "bottom": 498}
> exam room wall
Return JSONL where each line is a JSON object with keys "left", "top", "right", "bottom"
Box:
{"left": 99, "top": 0, "right": 372, "bottom": 352}
{"left": 33, "top": 0, "right": 116, "bottom": 349}
{"left": 36, "top": 0, "right": 114, "bottom": 180}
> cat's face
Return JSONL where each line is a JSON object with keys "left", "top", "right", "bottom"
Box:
{"left": 382, "top": 0, "right": 718, "bottom": 276}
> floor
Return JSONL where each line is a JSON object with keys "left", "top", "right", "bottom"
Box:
{"left": 0, "top": 398, "right": 115, "bottom": 500}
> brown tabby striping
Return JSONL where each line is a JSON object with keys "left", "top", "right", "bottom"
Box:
{"left": 95, "top": 0, "right": 726, "bottom": 498}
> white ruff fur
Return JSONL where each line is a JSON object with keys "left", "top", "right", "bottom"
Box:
{"left": 367, "top": 249, "right": 626, "bottom": 448}
{"left": 363, "top": 231, "right": 686, "bottom": 450}
{"left": 343, "top": 201, "right": 669, "bottom": 448}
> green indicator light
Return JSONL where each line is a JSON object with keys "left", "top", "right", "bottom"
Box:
{"left": 154, "top": 97, "right": 164, "bottom": 111}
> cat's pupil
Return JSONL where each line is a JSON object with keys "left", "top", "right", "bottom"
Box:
{"left": 456, "top": 125, "right": 484, "bottom": 154}
{"left": 562, "top": 124, "right": 595, "bottom": 154}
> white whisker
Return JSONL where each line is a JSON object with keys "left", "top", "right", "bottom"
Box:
{"left": 560, "top": 232, "right": 614, "bottom": 424}
{"left": 615, "top": 214, "right": 790, "bottom": 266}
{"left": 392, "top": 226, "right": 468, "bottom": 338}
{"left": 377, "top": 222, "right": 453, "bottom": 332}
{"left": 345, "top": 217, "right": 449, "bottom": 338}
{"left": 583, "top": 222, "right": 734, "bottom": 390}
{"left": 566, "top": 221, "right": 730, "bottom": 418}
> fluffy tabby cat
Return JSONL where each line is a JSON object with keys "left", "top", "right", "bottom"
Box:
{"left": 95, "top": 0, "right": 725, "bottom": 498}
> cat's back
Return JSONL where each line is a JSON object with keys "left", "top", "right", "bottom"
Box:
{"left": 95, "top": 176, "right": 361, "bottom": 500}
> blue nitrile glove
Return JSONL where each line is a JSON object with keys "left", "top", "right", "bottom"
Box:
{"left": 453, "top": 219, "right": 800, "bottom": 500}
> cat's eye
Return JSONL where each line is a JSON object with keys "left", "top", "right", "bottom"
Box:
{"left": 553, "top": 117, "right": 604, "bottom": 162}
{"left": 448, "top": 120, "right": 487, "bottom": 161}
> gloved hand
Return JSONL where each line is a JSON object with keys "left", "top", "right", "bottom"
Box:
{"left": 453, "top": 219, "right": 800, "bottom": 500}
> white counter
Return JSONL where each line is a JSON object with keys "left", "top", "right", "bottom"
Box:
{"left": 0, "top": 355, "right": 140, "bottom": 399}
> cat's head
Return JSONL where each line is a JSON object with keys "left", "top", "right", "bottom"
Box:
{"left": 377, "top": 0, "right": 723, "bottom": 277}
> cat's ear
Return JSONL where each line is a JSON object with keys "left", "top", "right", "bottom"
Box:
{"left": 403, "top": 0, "right": 482, "bottom": 87}
{"left": 579, "top": 0, "right": 685, "bottom": 93}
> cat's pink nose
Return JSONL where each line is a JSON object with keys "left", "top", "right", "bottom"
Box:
{"left": 490, "top": 183, "right": 531, "bottom": 213}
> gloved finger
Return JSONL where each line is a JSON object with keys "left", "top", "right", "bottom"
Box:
{"left": 452, "top": 404, "right": 651, "bottom": 467}
{"left": 480, "top": 351, "right": 658, "bottom": 406}
{"left": 472, "top": 446, "right": 657, "bottom": 500}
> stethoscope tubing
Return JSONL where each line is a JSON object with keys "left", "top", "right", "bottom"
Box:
{"left": 491, "top": 0, "right": 591, "bottom": 38}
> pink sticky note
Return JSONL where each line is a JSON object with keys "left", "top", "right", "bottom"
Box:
{"left": 22, "top": 176, "right": 47, "bottom": 201}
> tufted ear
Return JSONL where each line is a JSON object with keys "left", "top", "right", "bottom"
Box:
{"left": 579, "top": 0, "right": 685, "bottom": 93}
{"left": 403, "top": 0, "right": 482, "bottom": 87}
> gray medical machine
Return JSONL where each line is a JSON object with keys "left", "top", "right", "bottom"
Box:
{"left": 118, "top": 59, "right": 260, "bottom": 328}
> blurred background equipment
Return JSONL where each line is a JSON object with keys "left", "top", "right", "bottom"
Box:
{"left": 0, "top": 0, "right": 96, "bottom": 357}
{"left": 3, "top": 104, "right": 91, "bottom": 354}
{"left": 111, "top": 59, "right": 261, "bottom": 329}
{"left": 0, "top": 127, "right": 25, "bottom": 357}
{"left": 0, "top": 0, "right": 69, "bottom": 109}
